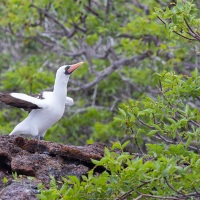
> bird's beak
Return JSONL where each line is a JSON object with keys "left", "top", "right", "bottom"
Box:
{"left": 68, "top": 62, "right": 84, "bottom": 73}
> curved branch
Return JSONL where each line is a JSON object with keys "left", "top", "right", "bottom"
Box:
{"left": 30, "top": 4, "right": 75, "bottom": 38}
{"left": 68, "top": 51, "right": 151, "bottom": 91}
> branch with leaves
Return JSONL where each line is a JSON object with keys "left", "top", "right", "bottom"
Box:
{"left": 155, "top": 0, "right": 200, "bottom": 42}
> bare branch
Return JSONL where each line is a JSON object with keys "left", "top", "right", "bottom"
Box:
{"left": 63, "top": 50, "right": 85, "bottom": 57}
{"left": 136, "top": 192, "right": 181, "bottom": 200}
{"left": 134, "top": 195, "right": 143, "bottom": 200}
{"left": 92, "top": 84, "right": 98, "bottom": 107}
{"left": 116, "top": 181, "right": 151, "bottom": 200}
{"left": 173, "top": 31, "right": 196, "bottom": 41}
{"left": 157, "top": 16, "right": 166, "bottom": 28}
{"left": 137, "top": 118, "right": 155, "bottom": 129}
{"left": 117, "top": 72, "right": 142, "bottom": 94}
{"left": 30, "top": 4, "right": 75, "bottom": 38}
{"left": 84, "top": 5, "right": 102, "bottom": 19}
{"left": 156, "top": 133, "right": 175, "bottom": 144}
{"left": 106, "top": 0, "right": 110, "bottom": 15}
{"left": 184, "top": 18, "right": 196, "bottom": 36}
{"left": 110, "top": 96, "right": 120, "bottom": 111}
{"left": 152, "top": 134, "right": 198, "bottom": 151}
{"left": 68, "top": 51, "right": 151, "bottom": 91}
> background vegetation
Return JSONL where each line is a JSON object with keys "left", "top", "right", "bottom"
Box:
{"left": 1, "top": 0, "right": 200, "bottom": 199}
{"left": 0, "top": 0, "right": 199, "bottom": 145}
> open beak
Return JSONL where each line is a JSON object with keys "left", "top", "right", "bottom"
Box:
{"left": 68, "top": 62, "right": 84, "bottom": 73}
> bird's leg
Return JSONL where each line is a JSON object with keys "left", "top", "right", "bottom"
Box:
{"left": 33, "top": 135, "right": 49, "bottom": 154}
{"left": 40, "top": 136, "right": 44, "bottom": 140}
{"left": 40, "top": 131, "right": 46, "bottom": 141}
{"left": 34, "top": 135, "right": 45, "bottom": 140}
{"left": 34, "top": 135, "right": 41, "bottom": 140}
{"left": 34, "top": 135, "right": 41, "bottom": 152}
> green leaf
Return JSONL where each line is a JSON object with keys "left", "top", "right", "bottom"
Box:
{"left": 68, "top": 176, "right": 80, "bottom": 186}
{"left": 37, "top": 183, "right": 44, "bottom": 190}
{"left": 118, "top": 108, "right": 126, "bottom": 117}
{"left": 36, "top": 194, "right": 48, "bottom": 200}
{"left": 104, "top": 147, "right": 110, "bottom": 156}
{"left": 59, "top": 183, "right": 68, "bottom": 195}
{"left": 172, "top": 14, "right": 177, "bottom": 24}
{"left": 121, "top": 141, "right": 130, "bottom": 150}
{"left": 111, "top": 141, "right": 122, "bottom": 150}
{"left": 3, "top": 177, "right": 8, "bottom": 184}
{"left": 192, "top": 68, "right": 199, "bottom": 78}
{"left": 91, "top": 159, "right": 100, "bottom": 165}
{"left": 148, "top": 130, "right": 158, "bottom": 136}
{"left": 113, "top": 117, "right": 123, "bottom": 123}
{"left": 179, "top": 119, "right": 188, "bottom": 126}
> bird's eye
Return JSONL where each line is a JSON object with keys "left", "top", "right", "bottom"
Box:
{"left": 64, "top": 66, "right": 71, "bottom": 75}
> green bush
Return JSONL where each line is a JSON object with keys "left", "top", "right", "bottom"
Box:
{"left": 37, "top": 70, "right": 200, "bottom": 199}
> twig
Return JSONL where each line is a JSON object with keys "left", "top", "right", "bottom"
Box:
{"left": 156, "top": 133, "right": 175, "bottom": 144}
{"left": 92, "top": 84, "right": 98, "bottom": 107}
{"left": 131, "top": 128, "right": 144, "bottom": 155}
{"left": 30, "top": 4, "right": 74, "bottom": 38}
{"left": 186, "top": 192, "right": 200, "bottom": 197}
{"left": 106, "top": 0, "right": 110, "bottom": 15}
{"left": 173, "top": 31, "right": 196, "bottom": 41}
{"left": 137, "top": 118, "right": 155, "bottom": 129}
{"left": 184, "top": 18, "right": 196, "bottom": 35}
{"left": 116, "top": 181, "right": 151, "bottom": 200}
{"left": 110, "top": 97, "right": 120, "bottom": 111}
{"left": 157, "top": 84, "right": 200, "bottom": 128}
{"left": 152, "top": 134, "right": 198, "bottom": 151}
{"left": 152, "top": 113, "right": 156, "bottom": 124}
{"left": 134, "top": 195, "right": 143, "bottom": 200}
{"left": 157, "top": 16, "right": 196, "bottom": 41}
{"left": 193, "top": 187, "right": 200, "bottom": 195}
{"left": 164, "top": 177, "right": 187, "bottom": 197}
{"left": 84, "top": 5, "right": 102, "bottom": 19}
{"left": 116, "top": 188, "right": 135, "bottom": 200}
{"left": 70, "top": 106, "right": 109, "bottom": 115}
{"left": 157, "top": 16, "right": 166, "bottom": 28}
{"left": 136, "top": 192, "right": 182, "bottom": 200}
{"left": 188, "top": 119, "right": 200, "bottom": 127}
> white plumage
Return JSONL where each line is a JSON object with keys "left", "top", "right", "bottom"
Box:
{"left": 0, "top": 62, "right": 84, "bottom": 139}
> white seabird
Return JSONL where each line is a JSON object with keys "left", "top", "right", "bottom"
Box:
{"left": 0, "top": 62, "right": 84, "bottom": 139}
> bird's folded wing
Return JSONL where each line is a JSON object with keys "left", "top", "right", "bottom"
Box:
{"left": 0, "top": 93, "right": 48, "bottom": 109}
{"left": 42, "top": 91, "right": 74, "bottom": 106}
{"left": 65, "top": 97, "right": 74, "bottom": 106}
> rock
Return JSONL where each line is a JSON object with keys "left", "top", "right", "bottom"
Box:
{"left": 0, "top": 135, "right": 106, "bottom": 200}
{"left": 0, "top": 178, "right": 39, "bottom": 200}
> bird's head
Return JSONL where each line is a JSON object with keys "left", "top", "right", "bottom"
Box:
{"left": 56, "top": 62, "right": 84, "bottom": 79}
{"left": 64, "top": 62, "right": 84, "bottom": 75}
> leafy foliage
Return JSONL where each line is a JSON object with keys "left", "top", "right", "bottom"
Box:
{"left": 37, "top": 141, "right": 200, "bottom": 199}
{"left": 155, "top": 0, "right": 200, "bottom": 41}
{"left": 116, "top": 70, "right": 200, "bottom": 151}
{"left": 38, "top": 64, "right": 200, "bottom": 199}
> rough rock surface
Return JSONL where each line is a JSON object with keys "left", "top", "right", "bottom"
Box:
{"left": 0, "top": 135, "right": 106, "bottom": 200}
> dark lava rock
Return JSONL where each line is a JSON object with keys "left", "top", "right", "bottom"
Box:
{"left": 0, "top": 178, "right": 39, "bottom": 200}
{"left": 0, "top": 135, "right": 106, "bottom": 200}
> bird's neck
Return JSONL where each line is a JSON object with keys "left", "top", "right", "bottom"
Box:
{"left": 52, "top": 76, "right": 69, "bottom": 101}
